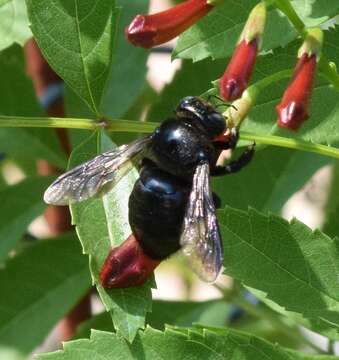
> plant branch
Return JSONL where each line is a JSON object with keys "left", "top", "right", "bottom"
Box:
{"left": 241, "top": 131, "right": 339, "bottom": 159}
{"left": 273, "top": 0, "right": 304, "bottom": 33}
{"left": 1, "top": 115, "right": 339, "bottom": 159}
{"left": 0, "top": 115, "right": 156, "bottom": 133}
{"left": 246, "top": 69, "right": 292, "bottom": 99}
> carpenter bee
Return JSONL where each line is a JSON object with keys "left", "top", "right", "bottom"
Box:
{"left": 44, "top": 96, "right": 255, "bottom": 288}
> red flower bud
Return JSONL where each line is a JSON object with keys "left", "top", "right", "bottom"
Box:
{"left": 100, "top": 234, "right": 160, "bottom": 288}
{"left": 219, "top": 2, "right": 266, "bottom": 101}
{"left": 277, "top": 28, "right": 323, "bottom": 131}
{"left": 126, "top": 0, "right": 213, "bottom": 48}
{"left": 220, "top": 39, "right": 258, "bottom": 101}
{"left": 276, "top": 54, "right": 317, "bottom": 130}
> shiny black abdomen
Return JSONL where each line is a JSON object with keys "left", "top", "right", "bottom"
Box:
{"left": 148, "top": 119, "right": 217, "bottom": 180}
{"left": 128, "top": 163, "right": 190, "bottom": 260}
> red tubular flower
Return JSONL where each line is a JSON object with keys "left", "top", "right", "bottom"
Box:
{"left": 277, "top": 28, "right": 323, "bottom": 131}
{"left": 219, "top": 2, "right": 266, "bottom": 101}
{"left": 276, "top": 54, "right": 317, "bottom": 130}
{"left": 220, "top": 39, "right": 258, "bottom": 101}
{"left": 100, "top": 234, "right": 160, "bottom": 288}
{"left": 126, "top": 0, "right": 213, "bottom": 48}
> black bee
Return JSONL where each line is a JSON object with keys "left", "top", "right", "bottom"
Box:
{"left": 44, "top": 96, "right": 254, "bottom": 288}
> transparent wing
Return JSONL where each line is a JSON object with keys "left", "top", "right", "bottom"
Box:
{"left": 180, "top": 162, "right": 223, "bottom": 282}
{"left": 44, "top": 136, "right": 151, "bottom": 205}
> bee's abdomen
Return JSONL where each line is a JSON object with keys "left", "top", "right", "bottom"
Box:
{"left": 128, "top": 163, "right": 190, "bottom": 260}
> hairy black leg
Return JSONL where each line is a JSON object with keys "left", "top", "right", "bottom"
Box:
{"left": 228, "top": 127, "right": 239, "bottom": 149}
{"left": 211, "top": 142, "right": 255, "bottom": 176}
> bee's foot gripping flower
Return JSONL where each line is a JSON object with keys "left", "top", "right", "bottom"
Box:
{"left": 219, "top": 2, "right": 266, "bottom": 101}
{"left": 125, "top": 0, "right": 214, "bottom": 48}
{"left": 277, "top": 28, "right": 323, "bottom": 131}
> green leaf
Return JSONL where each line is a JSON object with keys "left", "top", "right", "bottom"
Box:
{"left": 26, "top": 0, "right": 120, "bottom": 116}
{"left": 75, "top": 299, "right": 230, "bottom": 338}
{"left": 173, "top": 1, "right": 297, "bottom": 61}
{"left": 124, "top": 83, "right": 158, "bottom": 122}
{"left": 0, "top": 176, "right": 52, "bottom": 262}
{"left": 37, "top": 326, "right": 338, "bottom": 359}
{"left": 219, "top": 206, "right": 339, "bottom": 337}
{"left": 69, "top": 131, "right": 152, "bottom": 342}
{"left": 0, "top": 45, "right": 66, "bottom": 168}
{"left": 246, "top": 286, "right": 339, "bottom": 341}
{"left": 62, "top": 0, "right": 150, "bottom": 120}
{"left": 323, "top": 26, "right": 339, "bottom": 70}
{"left": 11, "top": 155, "right": 38, "bottom": 177}
{"left": 213, "top": 146, "right": 329, "bottom": 213}
{"left": 231, "top": 314, "right": 302, "bottom": 349}
{"left": 100, "top": 0, "right": 149, "bottom": 118}
{"left": 0, "top": 162, "right": 7, "bottom": 190}
{"left": 173, "top": 0, "right": 339, "bottom": 62}
{"left": 0, "top": 233, "right": 91, "bottom": 354}
{"left": 185, "top": 326, "right": 337, "bottom": 360}
{"left": 147, "top": 299, "right": 230, "bottom": 330}
{"left": 291, "top": 0, "right": 339, "bottom": 27}
{"left": 0, "top": 0, "right": 31, "bottom": 51}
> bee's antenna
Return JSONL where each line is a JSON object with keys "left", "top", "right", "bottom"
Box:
{"left": 207, "top": 94, "right": 238, "bottom": 111}
{"left": 207, "top": 94, "right": 226, "bottom": 103}
{"left": 213, "top": 94, "right": 227, "bottom": 103}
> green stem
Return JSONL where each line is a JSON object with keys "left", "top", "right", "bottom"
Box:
{"left": 273, "top": 0, "right": 339, "bottom": 89}
{"left": 0, "top": 115, "right": 157, "bottom": 133}
{"left": 273, "top": 0, "right": 304, "bottom": 33}
{"left": 247, "top": 69, "right": 292, "bottom": 98}
{"left": 0, "top": 116, "right": 97, "bottom": 130}
{"left": 1, "top": 115, "right": 339, "bottom": 159}
{"left": 241, "top": 131, "right": 339, "bottom": 159}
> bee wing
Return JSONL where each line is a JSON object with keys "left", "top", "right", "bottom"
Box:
{"left": 180, "top": 162, "right": 223, "bottom": 282}
{"left": 44, "top": 136, "right": 151, "bottom": 205}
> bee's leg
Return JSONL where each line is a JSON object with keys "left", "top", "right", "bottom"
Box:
{"left": 214, "top": 127, "right": 239, "bottom": 151}
{"left": 211, "top": 143, "right": 255, "bottom": 176}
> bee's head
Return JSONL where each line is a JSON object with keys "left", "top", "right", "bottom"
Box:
{"left": 176, "top": 96, "right": 227, "bottom": 138}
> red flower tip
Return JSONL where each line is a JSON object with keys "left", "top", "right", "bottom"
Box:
{"left": 220, "top": 39, "right": 258, "bottom": 101}
{"left": 125, "top": 0, "right": 213, "bottom": 48}
{"left": 277, "top": 53, "right": 317, "bottom": 131}
{"left": 100, "top": 234, "right": 160, "bottom": 288}
{"left": 277, "top": 101, "right": 309, "bottom": 130}
{"left": 125, "top": 15, "right": 156, "bottom": 49}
